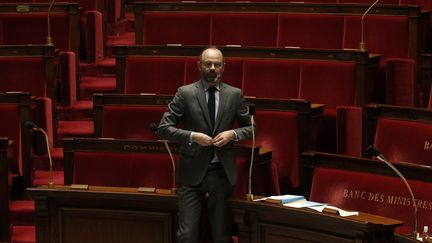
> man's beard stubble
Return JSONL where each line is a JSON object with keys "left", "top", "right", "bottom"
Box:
{"left": 203, "top": 72, "right": 221, "bottom": 84}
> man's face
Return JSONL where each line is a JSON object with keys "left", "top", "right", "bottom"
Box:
{"left": 198, "top": 49, "right": 224, "bottom": 86}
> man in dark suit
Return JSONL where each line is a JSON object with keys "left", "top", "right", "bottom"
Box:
{"left": 157, "top": 47, "right": 253, "bottom": 243}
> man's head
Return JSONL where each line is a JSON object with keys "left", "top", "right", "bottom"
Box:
{"left": 198, "top": 47, "right": 225, "bottom": 86}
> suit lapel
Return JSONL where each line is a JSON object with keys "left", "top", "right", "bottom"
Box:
{"left": 194, "top": 81, "right": 213, "bottom": 130}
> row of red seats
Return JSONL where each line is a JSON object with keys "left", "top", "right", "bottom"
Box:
{"left": 3, "top": 91, "right": 431, "bottom": 239}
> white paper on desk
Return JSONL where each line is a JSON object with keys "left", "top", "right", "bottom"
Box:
{"left": 283, "top": 200, "right": 325, "bottom": 208}
{"left": 308, "top": 204, "right": 327, "bottom": 212}
{"left": 325, "top": 206, "right": 359, "bottom": 217}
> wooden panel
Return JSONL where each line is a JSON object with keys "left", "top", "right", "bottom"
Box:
{"left": 60, "top": 208, "right": 171, "bottom": 243}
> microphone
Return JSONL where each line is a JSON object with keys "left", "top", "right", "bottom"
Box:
{"left": 367, "top": 145, "right": 418, "bottom": 237}
{"left": 246, "top": 103, "right": 256, "bottom": 201}
{"left": 46, "top": 0, "right": 56, "bottom": 45}
{"left": 149, "top": 122, "right": 177, "bottom": 194}
{"left": 25, "top": 121, "right": 54, "bottom": 188}
{"left": 359, "top": 0, "right": 380, "bottom": 51}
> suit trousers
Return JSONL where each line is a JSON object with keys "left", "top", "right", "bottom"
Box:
{"left": 177, "top": 163, "right": 235, "bottom": 243}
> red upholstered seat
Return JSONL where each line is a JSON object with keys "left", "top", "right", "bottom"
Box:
{"left": 374, "top": 118, "right": 432, "bottom": 166}
{"left": 339, "top": 0, "right": 398, "bottom": 3}
{"left": 299, "top": 61, "right": 357, "bottom": 109}
{"left": 32, "top": 170, "right": 64, "bottom": 186}
{"left": 299, "top": 61, "right": 357, "bottom": 153}
{"left": 184, "top": 57, "right": 201, "bottom": 85}
{"left": 101, "top": 106, "right": 164, "bottom": 140}
{"left": 385, "top": 58, "right": 416, "bottom": 106}
{"left": 310, "top": 167, "right": 432, "bottom": 234}
{"left": 0, "top": 13, "right": 71, "bottom": 51}
{"left": 221, "top": 58, "right": 243, "bottom": 89}
{"left": 11, "top": 225, "right": 35, "bottom": 243}
{"left": 277, "top": 14, "right": 344, "bottom": 49}
{"left": 242, "top": 59, "right": 300, "bottom": 99}
{"left": 343, "top": 15, "right": 409, "bottom": 62}
{"left": 0, "top": 104, "right": 22, "bottom": 175}
{"left": 124, "top": 56, "right": 188, "bottom": 94}
{"left": 72, "top": 152, "right": 178, "bottom": 189}
{"left": 0, "top": 57, "right": 47, "bottom": 97}
{"left": 211, "top": 13, "right": 278, "bottom": 47}
{"left": 252, "top": 110, "right": 299, "bottom": 192}
{"left": 336, "top": 106, "right": 362, "bottom": 157}
{"left": 143, "top": 12, "right": 210, "bottom": 45}
{"left": 9, "top": 201, "right": 34, "bottom": 226}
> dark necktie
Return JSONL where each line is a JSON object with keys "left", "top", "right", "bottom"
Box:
{"left": 207, "top": 87, "right": 216, "bottom": 127}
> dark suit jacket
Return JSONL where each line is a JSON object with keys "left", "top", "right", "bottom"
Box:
{"left": 157, "top": 80, "right": 253, "bottom": 186}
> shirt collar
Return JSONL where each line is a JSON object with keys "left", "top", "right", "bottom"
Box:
{"left": 201, "top": 80, "right": 220, "bottom": 91}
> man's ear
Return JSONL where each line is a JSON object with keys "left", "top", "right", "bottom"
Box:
{"left": 197, "top": 60, "right": 202, "bottom": 71}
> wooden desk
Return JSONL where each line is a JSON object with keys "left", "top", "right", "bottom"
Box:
{"left": 230, "top": 199, "right": 403, "bottom": 243}
{"left": 29, "top": 185, "right": 403, "bottom": 243}
{"left": 28, "top": 185, "right": 178, "bottom": 243}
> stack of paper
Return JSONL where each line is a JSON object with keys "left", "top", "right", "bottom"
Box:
{"left": 254, "top": 195, "right": 358, "bottom": 217}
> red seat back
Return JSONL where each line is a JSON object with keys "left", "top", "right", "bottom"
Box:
{"left": 374, "top": 118, "right": 432, "bottom": 166}
{"left": 242, "top": 59, "right": 300, "bottom": 99}
{"left": 73, "top": 151, "right": 178, "bottom": 189}
{"left": 0, "top": 57, "right": 47, "bottom": 97}
{"left": 343, "top": 15, "right": 410, "bottom": 61}
{"left": 277, "top": 14, "right": 344, "bottom": 49}
{"left": 243, "top": 110, "right": 300, "bottom": 192}
{"left": 299, "top": 61, "right": 357, "bottom": 108}
{"left": 211, "top": 13, "right": 278, "bottom": 47}
{"left": 101, "top": 106, "right": 164, "bottom": 140}
{"left": 0, "top": 13, "right": 72, "bottom": 51}
{"left": 124, "top": 56, "right": 187, "bottom": 94}
{"left": 0, "top": 104, "right": 21, "bottom": 175}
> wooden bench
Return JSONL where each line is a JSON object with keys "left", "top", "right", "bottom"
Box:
{"left": 302, "top": 151, "right": 432, "bottom": 235}
{"left": 92, "top": 93, "right": 324, "bottom": 193}
{"left": 62, "top": 137, "right": 266, "bottom": 199}
{"left": 0, "top": 3, "right": 79, "bottom": 54}
{"left": 113, "top": 45, "right": 379, "bottom": 154}
{"left": 132, "top": 2, "right": 428, "bottom": 107}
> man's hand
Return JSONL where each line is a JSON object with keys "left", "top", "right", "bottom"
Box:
{"left": 192, "top": 132, "right": 213, "bottom": 146}
{"left": 213, "top": 130, "right": 235, "bottom": 147}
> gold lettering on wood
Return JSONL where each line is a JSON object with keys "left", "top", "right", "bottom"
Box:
{"left": 424, "top": 141, "right": 432, "bottom": 150}
{"left": 342, "top": 188, "right": 432, "bottom": 210}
